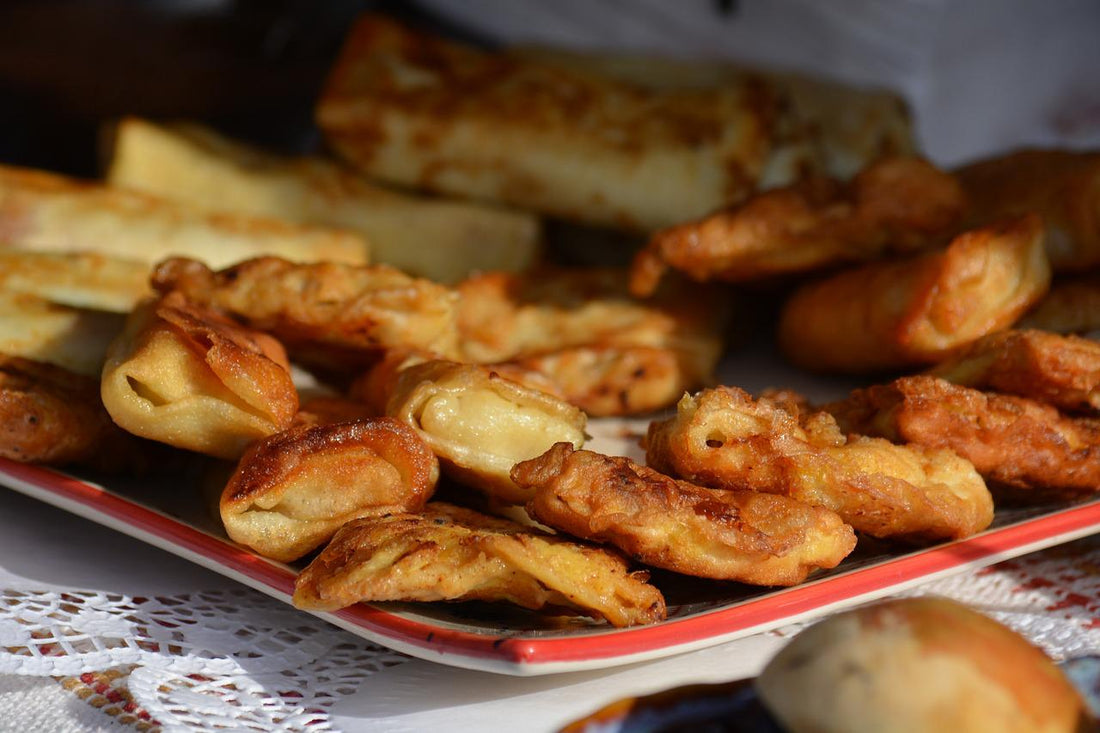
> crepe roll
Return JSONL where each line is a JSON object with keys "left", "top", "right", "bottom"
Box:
{"left": 1020, "top": 273, "right": 1100, "bottom": 335}
{"left": 0, "top": 290, "right": 124, "bottom": 377}
{"left": 779, "top": 215, "right": 1051, "bottom": 373}
{"left": 386, "top": 360, "right": 587, "bottom": 504}
{"left": 221, "top": 418, "right": 438, "bottom": 562}
{"left": 0, "top": 251, "right": 150, "bottom": 313}
{"left": 101, "top": 293, "right": 298, "bottom": 459}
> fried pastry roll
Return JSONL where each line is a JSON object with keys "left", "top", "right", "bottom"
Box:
{"left": 631, "top": 157, "right": 965, "bottom": 295}
{"left": 825, "top": 375, "right": 1100, "bottom": 499}
{"left": 956, "top": 149, "right": 1100, "bottom": 272}
{"left": 107, "top": 118, "right": 540, "bottom": 283}
{"left": 0, "top": 251, "right": 150, "bottom": 313}
{"left": 929, "top": 329, "right": 1100, "bottom": 413}
{"left": 513, "top": 443, "right": 855, "bottom": 585}
{"left": 293, "top": 502, "right": 667, "bottom": 627}
{"left": 221, "top": 418, "right": 438, "bottom": 562}
{"left": 0, "top": 292, "right": 124, "bottom": 376}
{"left": 1020, "top": 273, "right": 1100, "bottom": 334}
{"left": 778, "top": 215, "right": 1050, "bottom": 373}
{"left": 101, "top": 293, "right": 298, "bottom": 459}
{"left": 293, "top": 395, "right": 378, "bottom": 428}
{"left": 0, "top": 164, "right": 368, "bottom": 268}
{"left": 646, "top": 387, "right": 994, "bottom": 541}
{"left": 386, "top": 360, "right": 587, "bottom": 504}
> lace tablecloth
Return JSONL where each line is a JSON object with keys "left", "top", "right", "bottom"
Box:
{"left": 3, "top": 488, "right": 1100, "bottom": 733}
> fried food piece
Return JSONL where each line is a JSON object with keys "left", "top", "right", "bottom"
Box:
{"left": 956, "top": 149, "right": 1100, "bottom": 272}
{"left": 317, "top": 15, "right": 815, "bottom": 233}
{"left": 0, "top": 251, "right": 149, "bottom": 313}
{"left": 0, "top": 292, "right": 124, "bottom": 376}
{"left": 825, "top": 375, "right": 1100, "bottom": 498}
{"left": 293, "top": 395, "right": 378, "bottom": 427}
{"left": 630, "top": 157, "right": 965, "bottom": 295}
{"left": 0, "top": 164, "right": 368, "bottom": 268}
{"left": 513, "top": 443, "right": 855, "bottom": 585}
{"left": 929, "top": 329, "right": 1100, "bottom": 413}
{"left": 778, "top": 215, "right": 1051, "bottom": 373}
{"left": 151, "top": 256, "right": 461, "bottom": 371}
{"left": 107, "top": 118, "right": 540, "bottom": 284}
{"left": 293, "top": 502, "right": 666, "bottom": 627}
{"left": 221, "top": 418, "right": 438, "bottom": 562}
{"left": 386, "top": 360, "right": 587, "bottom": 504}
{"left": 101, "top": 293, "right": 298, "bottom": 459}
{"left": 1020, "top": 273, "right": 1100, "bottom": 334}
{"left": 646, "top": 387, "right": 993, "bottom": 541}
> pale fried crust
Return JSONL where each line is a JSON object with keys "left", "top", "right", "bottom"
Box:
{"left": 826, "top": 375, "right": 1100, "bottom": 499}
{"left": 778, "top": 215, "right": 1050, "bottom": 373}
{"left": 631, "top": 157, "right": 965, "bottom": 294}
{"left": 292, "top": 502, "right": 667, "bottom": 627}
{"left": 645, "top": 387, "right": 993, "bottom": 541}
{"left": 0, "top": 251, "right": 150, "bottom": 313}
{"left": 514, "top": 443, "right": 856, "bottom": 585}
{"left": 221, "top": 418, "right": 438, "bottom": 562}
{"left": 929, "top": 329, "right": 1100, "bottom": 413}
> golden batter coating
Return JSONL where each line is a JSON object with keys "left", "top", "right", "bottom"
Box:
{"left": 513, "top": 443, "right": 855, "bottom": 585}
{"left": 778, "top": 215, "right": 1050, "bottom": 373}
{"left": 645, "top": 387, "right": 993, "bottom": 542}
{"left": 221, "top": 418, "right": 438, "bottom": 562}
{"left": 101, "top": 293, "right": 298, "bottom": 459}
{"left": 386, "top": 359, "right": 587, "bottom": 504}
{"left": 630, "top": 157, "right": 965, "bottom": 295}
{"left": 929, "top": 329, "right": 1100, "bottom": 413}
{"left": 1020, "top": 273, "right": 1100, "bottom": 334}
{"left": 293, "top": 502, "right": 666, "bottom": 627}
{"left": 826, "top": 375, "right": 1100, "bottom": 499}
{"left": 151, "top": 256, "right": 461, "bottom": 372}
{"left": 0, "top": 251, "right": 150, "bottom": 313}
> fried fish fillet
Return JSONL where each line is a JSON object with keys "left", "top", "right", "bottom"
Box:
{"left": 151, "top": 256, "right": 461, "bottom": 371}
{"left": 929, "top": 329, "right": 1100, "bottom": 413}
{"left": 0, "top": 251, "right": 150, "bottom": 313}
{"left": 317, "top": 15, "right": 815, "bottom": 233}
{"left": 826, "top": 375, "right": 1100, "bottom": 499}
{"left": 293, "top": 502, "right": 667, "bottom": 627}
{"left": 956, "top": 149, "right": 1100, "bottom": 272}
{"left": 0, "top": 292, "right": 124, "bottom": 376}
{"left": 0, "top": 164, "right": 368, "bottom": 268}
{"left": 221, "top": 418, "right": 438, "bottom": 562}
{"left": 630, "top": 157, "right": 965, "bottom": 295}
{"left": 645, "top": 387, "right": 993, "bottom": 541}
{"left": 107, "top": 117, "right": 540, "bottom": 283}
{"left": 1020, "top": 273, "right": 1100, "bottom": 334}
{"left": 778, "top": 214, "right": 1050, "bottom": 373}
{"left": 513, "top": 443, "right": 855, "bottom": 585}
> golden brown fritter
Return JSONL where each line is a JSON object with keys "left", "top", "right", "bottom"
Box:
{"left": 1020, "top": 273, "right": 1100, "bottom": 334}
{"left": 151, "top": 256, "right": 461, "bottom": 371}
{"left": 221, "top": 418, "right": 438, "bottom": 562}
{"left": 630, "top": 157, "right": 965, "bottom": 295}
{"left": 645, "top": 387, "right": 993, "bottom": 541}
{"left": 513, "top": 443, "right": 855, "bottom": 585}
{"left": 292, "top": 502, "right": 666, "bottom": 627}
{"left": 293, "top": 395, "right": 379, "bottom": 428}
{"left": 826, "top": 375, "right": 1100, "bottom": 499}
{"left": 929, "top": 329, "right": 1100, "bottom": 413}
{"left": 778, "top": 215, "right": 1050, "bottom": 373}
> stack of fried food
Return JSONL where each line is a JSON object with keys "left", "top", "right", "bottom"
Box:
{"left": 2, "top": 13, "right": 1100, "bottom": 631}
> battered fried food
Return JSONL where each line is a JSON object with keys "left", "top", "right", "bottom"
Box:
{"left": 0, "top": 292, "right": 124, "bottom": 376}
{"left": 0, "top": 251, "right": 150, "bottom": 313}
{"left": 293, "top": 502, "right": 667, "bottom": 627}
{"left": 956, "top": 149, "right": 1100, "bottom": 272}
{"left": 929, "top": 329, "right": 1100, "bottom": 413}
{"left": 645, "top": 387, "right": 993, "bottom": 541}
{"left": 513, "top": 443, "right": 855, "bottom": 585}
{"left": 1020, "top": 273, "right": 1100, "bottom": 334}
{"left": 386, "top": 360, "right": 587, "bottom": 504}
{"left": 221, "top": 418, "right": 438, "bottom": 562}
{"left": 778, "top": 214, "right": 1050, "bottom": 373}
{"left": 630, "top": 157, "right": 965, "bottom": 295}
{"left": 825, "top": 375, "right": 1100, "bottom": 498}
{"left": 101, "top": 293, "right": 298, "bottom": 459}
{"left": 151, "top": 256, "right": 461, "bottom": 370}
{"left": 0, "top": 163, "right": 368, "bottom": 268}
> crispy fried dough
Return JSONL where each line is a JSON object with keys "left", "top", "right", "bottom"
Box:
{"left": 778, "top": 215, "right": 1050, "bottom": 373}
{"left": 513, "top": 443, "right": 855, "bottom": 585}
{"left": 293, "top": 395, "right": 378, "bottom": 428}
{"left": 151, "top": 256, "right": 461, "bottom": 371}
{"left": 293, "top": 502, "right": 666, "bottom": 627}
{"left": 1020, "top": 273, "right": 1100, "bottom": 334}
{"left": 631, "top": 157, "right": 965, "bottom": 295}
{"left": 645, "top": 387, "right": 993, "bottom": 541}
{"left": 101, "top": 293, "right": 298, "bottom": 459}
{"left": 221, "top": 418, "right": 438, "bottom": 562}
{"left": 826, "top": 375, "right": 1100, "bottom": 498}
{"left": 0, "top": 292, "right": 124, "bottom": 376}
{"left": 0, "top": 251, "right": 149, "bottom": 313}
{"left": 929, "top": 329, "right": 1100, "bottom": 413}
